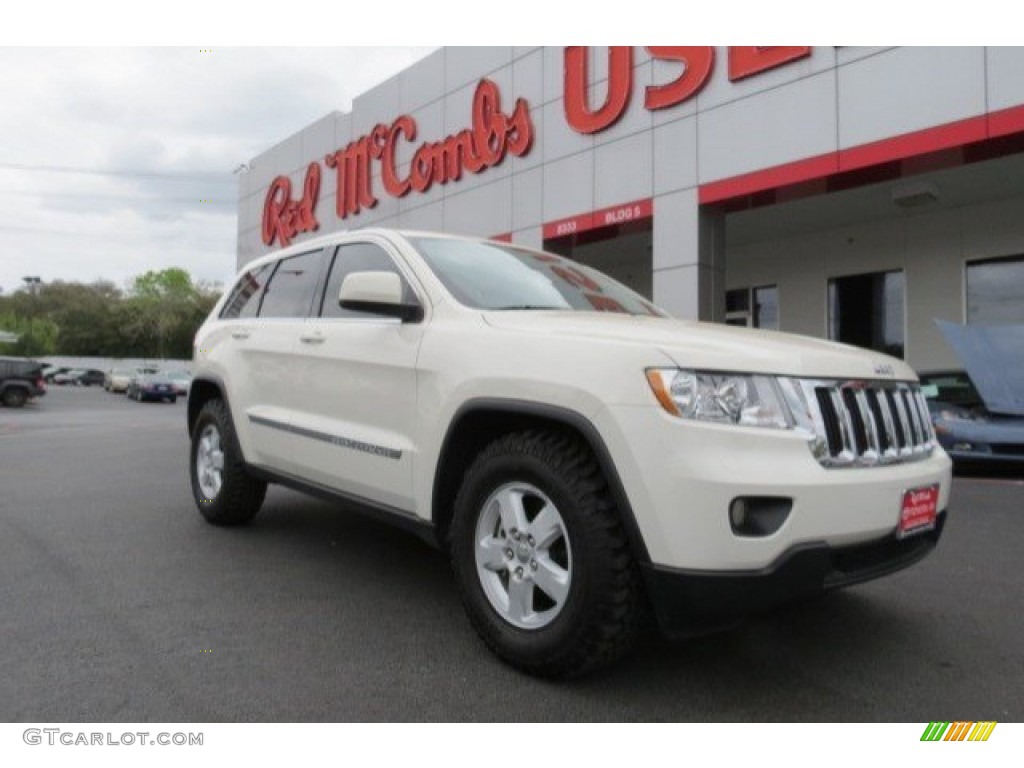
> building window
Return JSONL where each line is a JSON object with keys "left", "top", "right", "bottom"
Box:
{"left": 725, "top": 285, "right": 779, "bottom": 330}
{"left": 827, "top": 270, "right": 905, "bottom": 359}
{"left": 966, "top": 256, "right": 1024, "bottom": 324}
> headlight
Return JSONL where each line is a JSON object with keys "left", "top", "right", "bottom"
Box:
{"left": 645, "top": 369, "right": 792, "bottom": 429}
{"left": 939, "top": 408, "right": 972, "bottom": 421}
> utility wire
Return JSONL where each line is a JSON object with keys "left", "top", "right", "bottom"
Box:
{"left": 0, "top": 223, "right": 234, "bottom": 244}
{"left": 0, "top": 161, "right": 237, "bottom": 183}
{"left": 0, "top": 188, "right": 234, "bottom": 204}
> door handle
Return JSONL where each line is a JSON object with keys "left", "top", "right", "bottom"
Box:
{"left": 299, "top": 333, "right": 325, "bottom": 344}
{"left": 231, "top": 330, "right": 251, "bottom": 340}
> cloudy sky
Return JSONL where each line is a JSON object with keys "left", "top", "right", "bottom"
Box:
{"left": 0, "top": 47, "right": 434, "bottom": 295}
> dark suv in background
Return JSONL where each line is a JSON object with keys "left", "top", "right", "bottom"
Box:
{"left": 0, "top": 357, "right": 47, "bottom": 408}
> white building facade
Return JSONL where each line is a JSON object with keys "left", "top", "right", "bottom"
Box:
{"left": 237, "top": 46, "right": 1024, "bottom": 371}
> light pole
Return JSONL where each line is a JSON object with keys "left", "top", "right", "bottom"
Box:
{"left": 21, "top": 276, "right": 42, "bottom": 355}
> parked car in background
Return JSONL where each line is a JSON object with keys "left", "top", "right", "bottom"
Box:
{"left": 116, "top": 366, "right": 159, "bottom": 395}
{"left": 44, "top": 366, "right": 70, "bottom": 383}
{"left": 127, "top": 372, "right": 177, "bottom": 403}
{"left": 163, "top": 369, "right": 192, "bottom": 396}
{"left": 0, "top": 357, "right": 47, "bottom": 408}
{"left": 105, "top": 368, "right": 134, "bottom": 393}
{"left": 922, "top": 322, "right": 1024, "bottom": 467}
{"left": 52, "top": 369, "right": 84, "bottom": 385}
{"left": 71, "top": 368, "right": 106, "bottom": 387}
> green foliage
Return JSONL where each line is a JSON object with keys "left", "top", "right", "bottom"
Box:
{"left": 0, "top": 269, "right": 222, "bottom": 359}
{"left": 0, "top": 312, "right": 59, "bottom": 356}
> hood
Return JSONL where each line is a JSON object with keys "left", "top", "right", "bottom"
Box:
{"left": 936, "top": 320, "right": 1024, "bottom": 416}
{"left": 482, "top": 311, "right": 917, "bottom": 381}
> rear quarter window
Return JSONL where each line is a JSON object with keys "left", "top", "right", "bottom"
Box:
{"left": 220, "top": 263, "right": 273, "bottom": 319}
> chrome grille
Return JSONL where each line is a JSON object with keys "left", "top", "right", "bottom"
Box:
{"left": 793, "top": 380, "right": 936, "bottom": 468}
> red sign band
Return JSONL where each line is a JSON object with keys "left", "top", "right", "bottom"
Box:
{"left": 542, "top": 198, "right": 653, "bottom": 241}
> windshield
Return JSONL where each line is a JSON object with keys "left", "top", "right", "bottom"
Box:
{"left": 408, "top": 237, "right": 667, "bottom": 317}
{"left": 919, "top": 372, "right": 982, "bottom": 407}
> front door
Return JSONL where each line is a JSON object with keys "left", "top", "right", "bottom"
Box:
{"left": 287, "top": 239, "right": 425, "bottom": 512}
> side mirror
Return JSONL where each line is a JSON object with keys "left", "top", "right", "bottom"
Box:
{"left": 339, "top": 271, "right": 423, "bottom": 322}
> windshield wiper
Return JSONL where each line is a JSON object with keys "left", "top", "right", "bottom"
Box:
{"left": 492, "top": 305, "right": 565, "bottom": 310}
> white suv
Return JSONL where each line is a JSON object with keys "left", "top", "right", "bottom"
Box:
{"left": 188, "top": 229, "right": 952, "bottom": 677}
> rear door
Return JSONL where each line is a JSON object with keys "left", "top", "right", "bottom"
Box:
{"left": 207, "top": 261, "right": 272, "bottom": 457}
{"left": 287, "top": 238, "right": 426, "bottom": 512}
{"left": 218, "top": 249, "right": 325, "bottom": 473}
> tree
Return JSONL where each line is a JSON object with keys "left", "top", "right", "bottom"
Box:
{"left": 32, "top": 280, "right": 124, "bottom": 356}
{"left": 0, "top": 312, "right": 59, "bottom": 357}
{"left": 0, "top": 268, "right": 222, "bottom": 360}
{"left": 127, "top": 268, "right": 221, "bottom": 359}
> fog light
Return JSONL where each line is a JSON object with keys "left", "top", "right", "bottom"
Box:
{"left": 729, "top": 499, "right": 747, "bottom": 530}
{"left": 729, "top": 497, "right": 793, "bottom": 537}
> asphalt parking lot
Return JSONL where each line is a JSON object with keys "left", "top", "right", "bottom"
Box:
{"left": 1, "top": 386, "right": 1022, "bottom": 722}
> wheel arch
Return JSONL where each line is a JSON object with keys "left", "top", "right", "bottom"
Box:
{"left": 187, "top": 375, "right": 232, "bottom": 438}
{"left": 432, "top": 398, "right": 651, "bottom": 565}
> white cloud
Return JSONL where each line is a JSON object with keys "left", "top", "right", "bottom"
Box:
{"left": 0, "top": 47, "right": 434, "bottom": 294}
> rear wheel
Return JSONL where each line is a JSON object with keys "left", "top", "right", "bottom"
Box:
{"left": 451, "top": 429, "right": 644, "bottom": 678}
{"left": 2, "top": 388, "right": 28, "bottom": 408}
{"left": 190, "top": 398, "right": 266, "bottom": 525}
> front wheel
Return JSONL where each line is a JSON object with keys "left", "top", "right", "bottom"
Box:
{"left": 190, "top": 398, "right": 266, "bottom": 525}
{"left": 451, "top": 430, "right": 644, "bottom": 678}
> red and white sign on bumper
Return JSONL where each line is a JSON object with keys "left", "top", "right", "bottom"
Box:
{"left": 899, "top": 485, "right": 940, "bottom": 537}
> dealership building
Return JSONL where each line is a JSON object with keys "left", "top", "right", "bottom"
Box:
{"left": 237, "top": 46, "right": 1024, "bottom": 371}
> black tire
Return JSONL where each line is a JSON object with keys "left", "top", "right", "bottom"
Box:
{"left": 189, "top": 397, "right": 266, "bottom": 526}
{"left": 450, "top": 429, "right": 644, "bottom": 678}
{"left": 167, "top": 396, "right": 177, "bottom": 404}
{"left": 2, "top": 388, "right": 29, "bottom": 408}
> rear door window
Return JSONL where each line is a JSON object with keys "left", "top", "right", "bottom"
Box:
{"left": 258, "top": 249, "right": 325, "bottom": 318}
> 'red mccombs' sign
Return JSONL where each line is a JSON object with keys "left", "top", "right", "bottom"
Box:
{"left": 262, "top": 78, "right": 533, "bottom": 247}
{"left": 261, "top": 47, "right": 812, "bottom": 247}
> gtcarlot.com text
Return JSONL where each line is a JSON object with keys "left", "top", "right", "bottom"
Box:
{"left": 23, "top": 729, "right": 203, "bottom": 746}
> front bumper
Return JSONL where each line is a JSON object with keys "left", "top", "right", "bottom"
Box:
{"left": 643, "top": 512, "right": 945, "bottom": 637}
{"left": 594, "top": 404, "right": 953, "bottom": 571}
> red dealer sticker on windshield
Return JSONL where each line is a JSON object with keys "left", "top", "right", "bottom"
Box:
{"left": 898, "top": 485, "right": 939, "bottom": 538}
